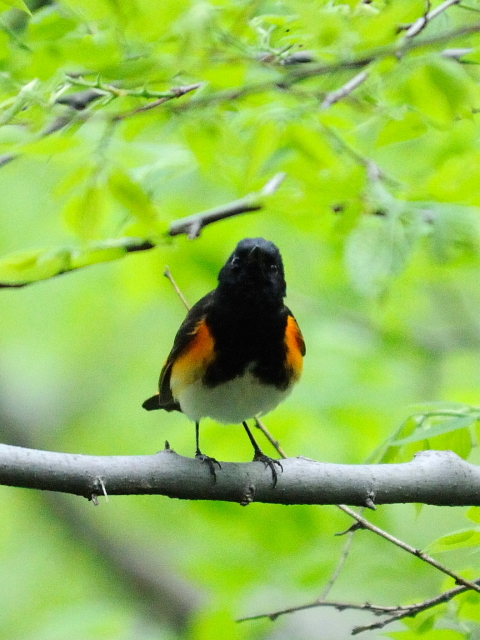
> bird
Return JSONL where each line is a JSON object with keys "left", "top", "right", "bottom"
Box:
{"left": 142, "top": 237, "right": 305, "bottom": 485}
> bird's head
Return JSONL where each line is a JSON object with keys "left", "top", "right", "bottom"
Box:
{"left": 217, "top": 238, "right": 286, "bottom": 301}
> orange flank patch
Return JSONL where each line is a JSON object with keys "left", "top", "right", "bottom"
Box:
{"left": 170, "top": 318, "right": 216, "bottom": 396}
{"left": 285, "top": 315, "right": 305, "bottom": 381}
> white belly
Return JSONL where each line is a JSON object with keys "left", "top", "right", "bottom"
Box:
{"left": 176, "top": 370, "right": 291, "bottom": 424}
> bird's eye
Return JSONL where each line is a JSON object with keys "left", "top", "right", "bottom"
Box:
{"left": 230, "top": 256, "right": 240, "bottom": 268}
{"left": 270, "top": 263, "right": 278, "bottom": 272}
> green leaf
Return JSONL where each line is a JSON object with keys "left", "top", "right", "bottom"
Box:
{"left": 393, "top": 58, "right": 474, "bottom": 125}
{"left": 0, "top": 0, "right": 31, "bottom": 14}
{"left": 377, "top": 110, "right": 428, "bottom": 147}
{"left": 466, "top": 507, "right": 480, "bottom": 525}
{"left": 421, "top": 202, "right": 480, "bottom": 263}
{"left": 426, "top": 529, "right": 480, "bottom": 554}
{"left": 435, "top": 427, "right": 472, "bottom": 460}
{"left": 0, "top": 238, "right": 155, "bottom": 285}
{"left": 391, "top": 415, "right": 477, "bottom": 446}
{"left": 70, "top": 244, "right": 128, "bottom": 269}
{"left": 392, "top": 604, "right": 447, "bottom": 634}
{"left": 108, "top": 169, "right": 163, "bottom": 235}
{"left": 344, "top": 211, "right": 419, "bottom": 297}
{"left": 344, "top": 181, "right": 433, "bottom": 296}
{"left": 0, "top": 248, "right": 70, "bottom": 284}
{"left": 367, "top": 416, "right": 418, "bottom": 463}
{"left": 22, "top": 135, "right": 78, "bottom": 157}
{"left": 63, "top": 185, "right": 110, "bottom": 241}
{"left": 70, "top": 237, "right": 154, "bottom": 269}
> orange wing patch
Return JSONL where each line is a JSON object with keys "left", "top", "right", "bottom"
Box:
{"left": 170, "top": 318, "right": 216, "bottom": 397}
{"left": 285, "top": 315, "right": 305, "bottom": 382}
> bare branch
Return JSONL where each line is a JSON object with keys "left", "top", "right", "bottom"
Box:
{"left": 163, "top": 266, "right": 191, "bottom": 311}
{"left": 239, "top": 578, "right": 480, "bottom": 633}
{"left": 441, "top": 47, "right": 474, "bottom": 59}
{"left": 2, "top": 446, "right": 480, "bottom": 507}
{"left": 113, "top": 83, "right": 203, "bottom": 121}
{"left": 0, "top": 81, "right": 202, "bottom": 172}
{"left": 317, "top": 527, "right": 357, "bottom": 601}
{"left": 238, "top": 597, "right": 414, "bottom": 623}
{"left": 405, "top": 0, "right": 461, "bottom": 39}
{"left": 0, "top": 238, "right": 155, "bottom": 289}
{"left": 337, "top": 504, "right": 480, "bottom": 594}
{"left": 321, "top": 70, "right": 369, "bottom": 110}
{"left": 177, "top": 23, "right": 480, "bottom": 113}
{"left": 254, "top": 417, "right": 288, "bottom": 459}
{"left": 351, "top": 581, "right": 480, "bottom": 634}
{"left": 0, "top": 173, "right": 285, "bottom": 289}
{"left": 168, "top": 172, "right": 286, "bottom": 239}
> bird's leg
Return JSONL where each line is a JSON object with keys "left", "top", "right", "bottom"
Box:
{"left": 194, "top": 421, "right": 221, "bottom": 481}
{"left": 242, "top": 421, "right": 282, "bottom": 487}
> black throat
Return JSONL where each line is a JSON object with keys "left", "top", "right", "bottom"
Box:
{"left": 203, "top": 286, "right": 290, "bottom": 389}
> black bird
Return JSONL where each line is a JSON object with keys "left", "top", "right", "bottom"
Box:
{"left": 143, "top": 238, "right": 305, "bottom": 485}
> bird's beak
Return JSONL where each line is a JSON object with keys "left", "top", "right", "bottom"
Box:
{"left": 247, "top": 245, "right": 262, "bottom": 264}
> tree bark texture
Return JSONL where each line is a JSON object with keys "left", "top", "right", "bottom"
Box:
{"left": 0, "top": 445, "right": 478, "bottom": 507}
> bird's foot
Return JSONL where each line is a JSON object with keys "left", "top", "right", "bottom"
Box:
{"left": 195, "top": 451, "right": 222, "bottom": 482}
{"left": 253, "top": 452, "right": 283, "bottom": 488}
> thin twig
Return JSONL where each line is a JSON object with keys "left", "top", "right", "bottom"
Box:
{"left": 351, "top": 580, "right": 480, "bottom": 635}
{"left": 169, "top": 201, "right": 261, "bottom": 240}
{"left": 163, "top": 266, "right": 190, "bottom": 311}
{"left": 113, "top": 83, "right": 203, "bottom": 121}
{"left": 320, "top": 124, "right": 391, "bottom": 185}
{"left": 0, "top": 81, "right": 201, "bottom": 174}
{"left": 0, "top": 238, "right": 155, "bottom": 289}
{"left": 441, "top": 47, "right": 474, "bottom": 59}
{"left": 318, "top": 528, "right": 356, "bottom": 601}
{"left": 176, "top": 23, "right": 480, "bottom": 114}
{"left": 405, "top": 0, "right": 461, "bottom": 39}
{"left": 254, "top": 418, "right": 288, "bottom": 459}
{"left": 238, "top": 599, "right": 402, "bottom": 623}
{"left": 337, "top": 504, "right": 480, "bottom": 594}
{"left": 321, "top": 70, "right": 369, "bottom": 110}
{"left": 0, "top": 172, "right": 286, "bottom": 289}
{"left": 239, "top": 578, "right": 480, "bottom": 631}
{"left": 65, "top": 75, "right": 201, "bottom": 100}
{"left": 168, "top": 172, "right": 286, "bottom": 239}
{"left": 404, "top": 0, "right": 432, "bottom": 38}
{"left": 253, "top": 420, "right": 360, "bottom": 613}
{"left": 238, "top": 465, "right": 480, "bottom": 629}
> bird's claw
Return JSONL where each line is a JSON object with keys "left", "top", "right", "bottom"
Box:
{"left": 195, "top": 452, "right": 222, "bottom": 482}
{"left": 253, "top": 453, "right": 283, "bottom": 487}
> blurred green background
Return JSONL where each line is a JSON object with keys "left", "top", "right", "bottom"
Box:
{"left": 1, "top": 0, "right": 480, "bottom": 638}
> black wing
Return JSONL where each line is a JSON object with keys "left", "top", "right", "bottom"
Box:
{"left": 142, "top": 290, "right": 216, "bottom": 412}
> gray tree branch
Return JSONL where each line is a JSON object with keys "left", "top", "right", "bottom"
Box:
{"left": 168, "top": 172, "right": 286, "bottom": 239}
{"left": 1, "top": 444, "right": 479, "bottom": 506}
{"left": 238, "top": 578, "right": 480, "bottom": 635}
{"left": 0, "top": 173, "right": 286, "bottom": 289}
